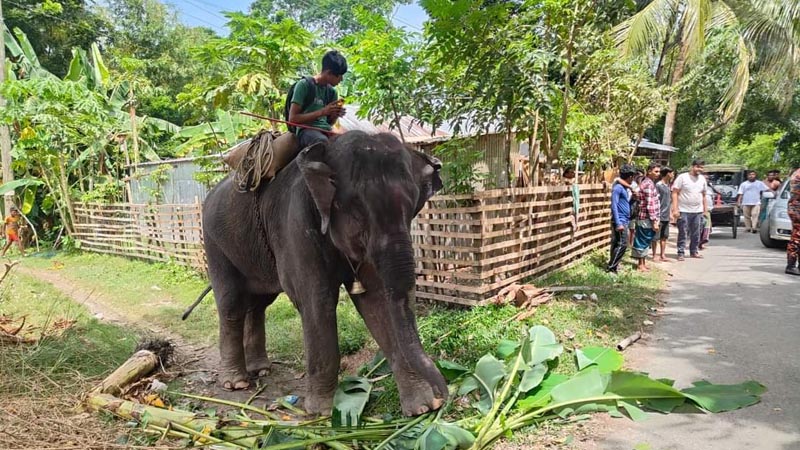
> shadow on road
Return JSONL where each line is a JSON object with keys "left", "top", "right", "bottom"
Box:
{"left": 596, "top": 235, "right": 800, "bottom": 450}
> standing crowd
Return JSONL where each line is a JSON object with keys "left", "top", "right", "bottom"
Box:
{"left": 606, "top": 160, "right": 799, "bottom": 277}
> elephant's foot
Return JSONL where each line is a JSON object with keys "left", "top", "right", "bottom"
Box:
{"left": 396, "top": 374, "right": 448, "bottom": 416}
{"left": 219, "top": 368, "right": 250, "bottom": 391}
{"left": 304, "top": 388, "right": 335, "bottom": 416}
{"left": 246, "top": 358, "right": 271, "bottom": 378}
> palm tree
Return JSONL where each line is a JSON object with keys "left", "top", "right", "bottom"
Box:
{"left": 614, "top": 0, "right": 800, "bottom": 147}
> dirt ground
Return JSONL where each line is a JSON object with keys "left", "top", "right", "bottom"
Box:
{"left": 17, "top": 265, "right": 308, "bottom": 404}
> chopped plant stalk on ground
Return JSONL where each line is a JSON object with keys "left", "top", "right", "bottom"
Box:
{"left": 89, "top": 325, "right": 765, "bottom": 450}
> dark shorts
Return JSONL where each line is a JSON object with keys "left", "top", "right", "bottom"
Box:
{"left": 657, "top": 221, "right": 670, "bottom": 240}
{"left": 297, "top": 129, "right": 330, "bottom": 149}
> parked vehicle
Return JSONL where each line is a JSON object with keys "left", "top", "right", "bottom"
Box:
{"left": 760, "top": 178, "right": 792, "bottom": 248}
{"left": 709, "top": 184, "right": 740, "bottom": 238}
{"left": 703, "top": 164, "right": 748, "bottom": 194}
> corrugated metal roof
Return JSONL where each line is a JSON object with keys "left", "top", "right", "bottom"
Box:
{"left": 636, "top": 139, "right": 677, "bottom": 152}
{"left": 337, "top": 105, "right": 449, "bottom": 140}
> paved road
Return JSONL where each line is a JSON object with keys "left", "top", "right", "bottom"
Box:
{"left": 598, "top": 228, "right": 800, "bottom": 450}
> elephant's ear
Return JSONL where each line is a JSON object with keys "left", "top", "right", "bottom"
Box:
{"left": 411, "top": 150, "right": 443, "bottom": 215}
{"left": 297, "top": 142, "right": 336, "bottom": 234}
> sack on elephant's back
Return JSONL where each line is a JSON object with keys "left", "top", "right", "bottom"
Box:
{"left": 223, "top": 130, "right": 299, "bottom": 192}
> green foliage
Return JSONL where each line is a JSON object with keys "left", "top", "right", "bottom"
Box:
{"left": 575, "top": 347, "right": 624, "bottom": 372}
{"left": 340, "top": 10, "right": 422, "bottom": 136}
{"left": 179, "top": 14, "right": 314, "bottom": 127}
{"left": 3, "top": 0, "right": 110, "bottom": 77}
{"left": 251, "top": 0, "right": 410, "bottom": 41}
{"left": 418, "top": 304, "right": 520, "bottom": 365}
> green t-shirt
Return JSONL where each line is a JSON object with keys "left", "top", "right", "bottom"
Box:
{"left": 291, "top": 78, "right": 338, "bottom": 134}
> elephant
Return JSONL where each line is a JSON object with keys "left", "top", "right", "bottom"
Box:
{"left": 201, "top": 131, "right": 448, "bottom": 416}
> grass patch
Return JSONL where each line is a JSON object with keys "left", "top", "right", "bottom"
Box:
{"left": 0, "top": 271, "right": 148, "bottom": 448}
{"left": 0, "top": 272, "right": 139, "bottom": 394}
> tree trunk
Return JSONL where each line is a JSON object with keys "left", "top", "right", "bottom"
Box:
{"left": 129, "top": 85, "right": 140, "bottom": 166}
{"left": 530, "top": 110, "right": 540, "bottom": 186}
{"left": 0, "top": 0, "right": 14, "bottom": 217}
{"left": 553, "top": 3, "right": 580, "bottom": 157}
{"left": 663, "top": 37, "right": 691, "bottom": 147}
{"left": 388, "top": 86, "right": 406, "bottom": 145}
{"left": 56, "top": 155, "right": 76, "bottom": 235}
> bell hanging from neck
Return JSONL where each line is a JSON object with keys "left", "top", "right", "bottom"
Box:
{"left": 349, "top": 279, "right": 366, "bottom": 295}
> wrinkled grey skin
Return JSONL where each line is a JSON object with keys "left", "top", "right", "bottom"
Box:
{"left": 202, "top": 131, "right": 447, "bottom": 416}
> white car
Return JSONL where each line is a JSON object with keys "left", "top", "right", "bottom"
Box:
{"left": 760, "top": 178, "right": 792, "bottom": 247}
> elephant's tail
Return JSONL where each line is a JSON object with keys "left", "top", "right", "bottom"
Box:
{"left": 182, "top": 285, "right": 213, "bottom": 321}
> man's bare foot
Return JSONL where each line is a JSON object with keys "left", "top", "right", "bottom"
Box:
{"left": 658, "top": 257, "right": 671, "bottom": 262}
{"left": 690, "top": 254, "right": 704, "bottom": 259}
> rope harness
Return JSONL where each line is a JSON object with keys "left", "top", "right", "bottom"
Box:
{"left": 232, "top": 130, "right": 278, "bottom": 193}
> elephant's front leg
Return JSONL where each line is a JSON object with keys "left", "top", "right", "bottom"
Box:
{"left": 352, "top": 291, "right": 448, "bottom": 416}
{"left": 297, "top": 292, "right": 341, "bottom": 415}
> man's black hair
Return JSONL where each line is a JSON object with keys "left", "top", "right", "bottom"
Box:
{"left": 747, "top": 170, "right": 757, "bottom": 175}
{"left": 691, "top": 159, "right": 706, "bottom": 167}
{"left": 563, "top": 167, "right": 575, "bottom": 176}
{"left": 660, "top": 166, "right": 673, "bottom": 179}
{"left": 647, "top": 162, "right": 661, "bottom": 171}
{"left": 768, "top": 169, "right": 779, "bottom": 174}
{"left": 620, "top": 164, "right": 636, "bottom": 180}
{"left": 322, "top": 50, "right": 348, "bottom": 76}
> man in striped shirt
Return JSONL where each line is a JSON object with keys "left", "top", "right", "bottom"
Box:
{"left": 632, "top": 163, "right": 661, "bottom": 272}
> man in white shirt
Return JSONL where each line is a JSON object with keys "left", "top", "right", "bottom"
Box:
{"left": 671, "top": 159, "right": 708, "bottom": 260}
{"left": 736, "top": 170, "right": 768, "bottom": 233}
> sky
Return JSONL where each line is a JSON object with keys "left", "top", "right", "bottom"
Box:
{"left": 165, "top": 0, "right": 429, "bottom": 35}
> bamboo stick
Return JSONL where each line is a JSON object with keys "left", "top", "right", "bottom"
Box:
{"left": 91, "top": 349, "right": 159, "bottom": 396}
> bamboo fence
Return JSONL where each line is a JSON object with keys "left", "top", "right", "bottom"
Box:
{"left": 412, "top": 183, "right": 610, "bottom": 306}
{"left": 73, "top": 202, "right": 207, "bottom": 271}
{"left": 73, "top": 183, "right": 610, "bottom": 306}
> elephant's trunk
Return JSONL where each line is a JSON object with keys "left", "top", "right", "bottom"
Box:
{"left": 374, "top": 232, "right": 416, "bottom": 300}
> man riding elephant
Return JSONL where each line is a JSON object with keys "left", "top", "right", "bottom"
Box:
{"left": 286, "top": 50, "right": 348, "bottom": 148}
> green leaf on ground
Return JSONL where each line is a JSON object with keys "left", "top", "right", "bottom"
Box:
{"left": 618, "top": 400, "right": 649, "bottom": 421}
{"left": 517, "top": 373, "right": 569, "bottom": 412}
{"left": 332, "top": 376, "right": 372, "bottom": 427}
{"left": 525, "top": 326, "right": 564, "bottom": 366}
{"left": 550, "top": 368, "right": 609, "bottom": 404}
{"left": 416, "top": 421, "right": 475, "bottom": 450}
{"left": 606, "top": 372, "right": 685, "bottom": 398}
{"left": 518, "top": 364, "right": 547, "bottom": 393}
{"left": 437, "top": 360, "right": 470, "bottom": 382}
{"left": 681, "top": 381, "right": 766, "bottom": 413}
{"left": 496, "top": 340, "right": 519, "bottom": 359}
{"left": 469, "top": 354, "right": 507, "bottom": 414}
{"left": 576, "top": 347, "right": 624, "bottom": 372}
{"left": 643, "top": 398, "right": 685, "bottom": 413}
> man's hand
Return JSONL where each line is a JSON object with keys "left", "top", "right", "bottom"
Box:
{"left": 322, "top": 101, "right": 345, "bottom": 118}
{"left": 653, "top": 222, "right": 660, "bottom": 231}
{"left": 616, "top": 225, "right": 625, "bottom": 232}
{"left": 671, "top": 209, "right": 679, "bottom": 222}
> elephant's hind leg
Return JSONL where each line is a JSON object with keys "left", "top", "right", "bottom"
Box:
{"left": 244, "top": 294, "right": 277, "bottom": 377}
{"left": 206, "top": 239, "right": 250, "bottom": 391}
